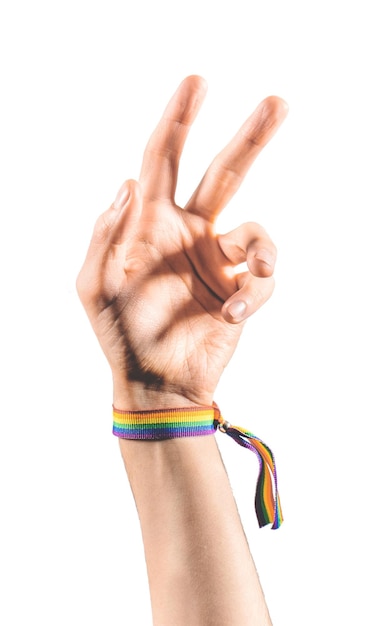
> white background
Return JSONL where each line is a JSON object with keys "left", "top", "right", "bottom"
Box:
{"left": 1, "top": 1, "right": 385, "bottom": 624}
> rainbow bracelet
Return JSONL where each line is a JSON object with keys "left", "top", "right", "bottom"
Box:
{"left": 113, "top": 403, "right": 283, "bottom": 530}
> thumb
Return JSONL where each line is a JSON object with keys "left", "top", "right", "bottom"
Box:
{"left": 76, "top": 180, "right": 142, "bottom": 306}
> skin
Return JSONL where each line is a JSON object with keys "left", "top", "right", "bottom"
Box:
{"left": 77, "top": 75, "right": 288, "bottom": 625}
{"left": 77, "top": 75, "right": 287, "bottom": 410}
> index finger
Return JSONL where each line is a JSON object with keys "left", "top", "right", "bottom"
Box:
{"left": 139, "top": 75, "right": 207, "bottom": 203}
{"left": 185, "top": 96, "right": 288, "bottom": 222}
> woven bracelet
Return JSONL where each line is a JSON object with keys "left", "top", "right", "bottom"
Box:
{"left": 113, "top": 403, "right": 283, "bottom": 530}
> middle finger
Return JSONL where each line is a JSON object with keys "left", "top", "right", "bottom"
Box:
{"left": 185, "top": 96, "right": 288, "bottom": 222}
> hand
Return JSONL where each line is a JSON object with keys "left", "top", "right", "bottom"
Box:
{"left": 76, "top": 76, "right": 288, "bottom": 409}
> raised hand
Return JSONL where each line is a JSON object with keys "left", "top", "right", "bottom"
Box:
{"left": 76, "top": 76, "right": 288, "bottom": 409}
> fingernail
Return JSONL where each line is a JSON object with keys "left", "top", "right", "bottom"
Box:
{"left": 114, "top": 182, "right": 130, "bottom": 211}
{"left": 227, "top": 300, "right": 247, "bottom": 321}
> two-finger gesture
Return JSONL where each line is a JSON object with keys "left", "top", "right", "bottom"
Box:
{"left": 77, "top": 76, "right": 288, "bottom": 408}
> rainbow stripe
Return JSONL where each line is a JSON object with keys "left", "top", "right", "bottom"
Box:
{"left": 113, "top": 405, "right": 218, "bottom": 440}
{"left": 222, "top": 424, "right": 283, "bottom": 530}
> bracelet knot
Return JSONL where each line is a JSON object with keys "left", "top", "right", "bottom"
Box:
{"left": 112, "top": 402, "right": 283, "bottom": 530}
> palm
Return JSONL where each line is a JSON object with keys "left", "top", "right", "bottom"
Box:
{"left": 101, "top": 200, "right": 242, "bottom": 400}
{"left": 78, "top": 76, "right": 287, "bottom": 407}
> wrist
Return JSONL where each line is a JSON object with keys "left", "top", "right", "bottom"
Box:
{"left": 113, "top": 378, "right": 213, "bottom": 411}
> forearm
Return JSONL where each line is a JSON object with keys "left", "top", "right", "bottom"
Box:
{"left": 119, "top": 434, "right": 272, "bottom": 626}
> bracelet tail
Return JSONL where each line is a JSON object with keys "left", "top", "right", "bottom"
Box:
{"left": 220, "top": 423, "right": 283, "bottom": 530}
{"left": 113, "top": 402, "right": 283, "bottom": 531}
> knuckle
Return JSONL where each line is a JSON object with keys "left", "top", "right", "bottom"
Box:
{"left": 211, "top": 158, "right": 243, "bottom": 187}
{"left": 76, "top": 264, "right": 103, "bottom": 307}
